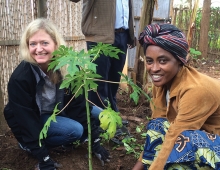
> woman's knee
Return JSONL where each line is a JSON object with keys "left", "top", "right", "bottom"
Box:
{"left": 91, "top": 106, "right": 102, "bottom": 126}
{"left": 147, "top": 118, "right": 170, "bottom": 135}
{"left": 49, "top": 116, "right": 84, "bottom": 142}
{"left": 66, "top": 122, "right": 84, "bottom": 141}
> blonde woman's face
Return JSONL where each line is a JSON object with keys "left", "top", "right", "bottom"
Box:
{"left": 28, "top": 29, "right": 56, "bottom": 70}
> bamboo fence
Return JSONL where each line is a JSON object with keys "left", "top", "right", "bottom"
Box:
{"left": 0, "top": 0, "right": 86, "bottom": 105}
{"left": 1, "top": 0, "right": 220, "bottom": 106}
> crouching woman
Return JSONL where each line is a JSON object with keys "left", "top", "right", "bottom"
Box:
{"left": 4, "top": 18, "right": 109, "bottom": 170}
{"left": 133, "top": 23, "right": 220, "bottom": 170}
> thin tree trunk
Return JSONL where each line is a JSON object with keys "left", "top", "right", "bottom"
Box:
{"left": 187, "top": 0, "right": 200, "bottom": 48}
{"left": 169, "top": 0, "right": 174, "bottom": 23}
{"left": 198, "top": 0, "right": 211, "bottom": 59}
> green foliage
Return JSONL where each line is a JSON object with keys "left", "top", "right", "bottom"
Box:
{"left": 215, "top": 59, "right": 220, "bottom": 64}
{"left": 196, "top": 7, "right": 220, "bottom": 51}
{"left": 50, "top": 44, "right": 125, "bottom": 142}
{"left": 189, "top": 48, "right": 201, "bottom": 59}
{"left": 72, "top": 140, "right": 81, "bottom": 148}
{"left": 120, "top": 73, "right": 152, "bottom": 105}
{"left": 99, "top": 102, "right": 122, "bottom": 139}
{"left": 49, "top": 46, "right": 90, "bottom": 77}
{"left": 113, "top": 121, "right": 148, "bottom": 161}
{"left": 120, "top": 124, "right": 146, "bottom": 159}
{"left": 88, "top": 42, "right": 123, "bottom": 61}
{"left": 136, "top": 123, "right": 147, "bottom": 138}
{"left": 39, "top": 42, "right": 152, "bottom": 169}
{"left": 39, "top": 42, "right": 127, "bottom": 170}
{"left": 39, "top": 103, "right": 60, "bottom": 146}
{"left": 122, "top": 137, "right": 142, "bottom": 158}
{"left": 49, "top": 44, "right": 124, "bottom": 97}
{"left": 195, "top": 9, "right": 202, "bottom": 30}
{"left": 136, "top": 123, "right": 145, "bottom": 133}
{"left": 175, "top": 7, "right": 220, "bottom": 55}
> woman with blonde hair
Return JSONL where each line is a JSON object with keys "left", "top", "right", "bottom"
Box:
{"left": 19, "top": 18, "right": 66, "bottom": 83}
{"left": 4, "top": 18, "right": 109, "bottom": 170}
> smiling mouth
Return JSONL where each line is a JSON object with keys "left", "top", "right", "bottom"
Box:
{"left": 151, "top": 74, "right": 162, "bottom": 81}
{"left": 36, "top": 53, "right": 47, "bottom": 56}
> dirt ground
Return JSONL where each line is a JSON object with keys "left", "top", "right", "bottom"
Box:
{"left": 0, "top": 57, "right": 220, "bottom": 170}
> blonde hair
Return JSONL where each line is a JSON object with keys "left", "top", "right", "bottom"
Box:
{"left": 19, "top": 18, "right": 67, "bottom": 83}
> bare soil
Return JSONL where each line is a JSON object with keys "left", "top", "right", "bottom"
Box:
{"left": 0, "top": 58, "right": 220, "bottom": 170}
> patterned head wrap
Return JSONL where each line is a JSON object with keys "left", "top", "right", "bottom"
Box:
{"left": 138, "top": 23, "right": 189, "bottom": 64}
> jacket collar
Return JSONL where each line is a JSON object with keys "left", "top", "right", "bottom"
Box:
{"left": 153, "top": 66, "right": 186, "bottom": 99}
{"left": 169, "top": 66, "right": 186, "bottom": 98}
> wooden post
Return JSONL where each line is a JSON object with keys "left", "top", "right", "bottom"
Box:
{"left": 120, "top": 52, "right": 128, "bottom": 90}
{"left": 169, "top": 0, "right": 174, "bottom": 23}
{"left": 198, "top": 0, "right": 211, "bottom": 59}
{"left": 187, "top": 0, "right": 200, "bottom": 48}
{"left": 173, "top": 8, "right": 178, "bottom": 26}
{"left": 37, "top": 0, "right": 47, "bottom": 18}
{"left": 0, "top": 77, "right": 8, "bottom": 134}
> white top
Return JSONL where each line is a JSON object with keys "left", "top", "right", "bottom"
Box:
{"left": 115, "top": 0, "right": 129, "bottom": 29}
{"left": 166, "top": 90, "right": 170, "bottom": 106}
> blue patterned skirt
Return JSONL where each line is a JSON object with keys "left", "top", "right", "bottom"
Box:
{"left": 142, "top": 118, "right": 220, "bottom": 170}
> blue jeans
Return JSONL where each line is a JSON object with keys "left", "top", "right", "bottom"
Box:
{"left": 40, "top": 106, "right": 102, "bottom": 147}
{"left": 91, "top": 105, "right": 103, "bottom": 126}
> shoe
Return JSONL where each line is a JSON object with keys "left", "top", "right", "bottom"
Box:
{"left": 18, "top": 142, "right": 31, "bottom": 153}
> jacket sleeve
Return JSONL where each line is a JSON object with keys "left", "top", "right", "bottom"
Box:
{"left": 4, "top": 68, "right": 48, "bottom": 161}
{"left": 149, "top": 87, "right": 218, "bottom": 170}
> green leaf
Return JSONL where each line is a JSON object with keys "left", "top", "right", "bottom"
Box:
{"left": 190, "top": 48, "right": 201, "bottom": 56}
{"left": 99, "top": 105, "right": 122, "bottom": 139}
{"left": 89, "top": 42, "right": 123, "bottom": 61}
{"left": 130, "top": 91, "right": 140, "bottom": 105}
{"left": 39, "top": 43, "right": 152, "bottom": 168}
{"left": 136, "top": 126, "right": 141, "bottom": 133}
{"left": 119, "top": 72, "right": 152, "bottom": 105}
{"left": 39, "top": 103, "right": 60, "bottom": 146}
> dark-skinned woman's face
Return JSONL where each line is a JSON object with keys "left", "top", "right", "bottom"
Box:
{"left": 145, "top": 45, "right": 182, "bottom": 88}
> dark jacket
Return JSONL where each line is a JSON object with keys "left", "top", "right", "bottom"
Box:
{"left": 4, "top": 61, "right": 91, "bottom": 160}
{"left": 70, "top": 0, "right": 135, "bottom": 45}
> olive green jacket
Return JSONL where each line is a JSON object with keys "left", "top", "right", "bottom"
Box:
{"left": 149, "top": 65, "right": 220, "bottom": 170}
{"left": 70, "top": 0, "right": 135, "bottom": 45}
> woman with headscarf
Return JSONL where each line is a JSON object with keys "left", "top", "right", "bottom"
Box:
{"left": 132, "top": 23, "right": 220, "bottom": 170}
